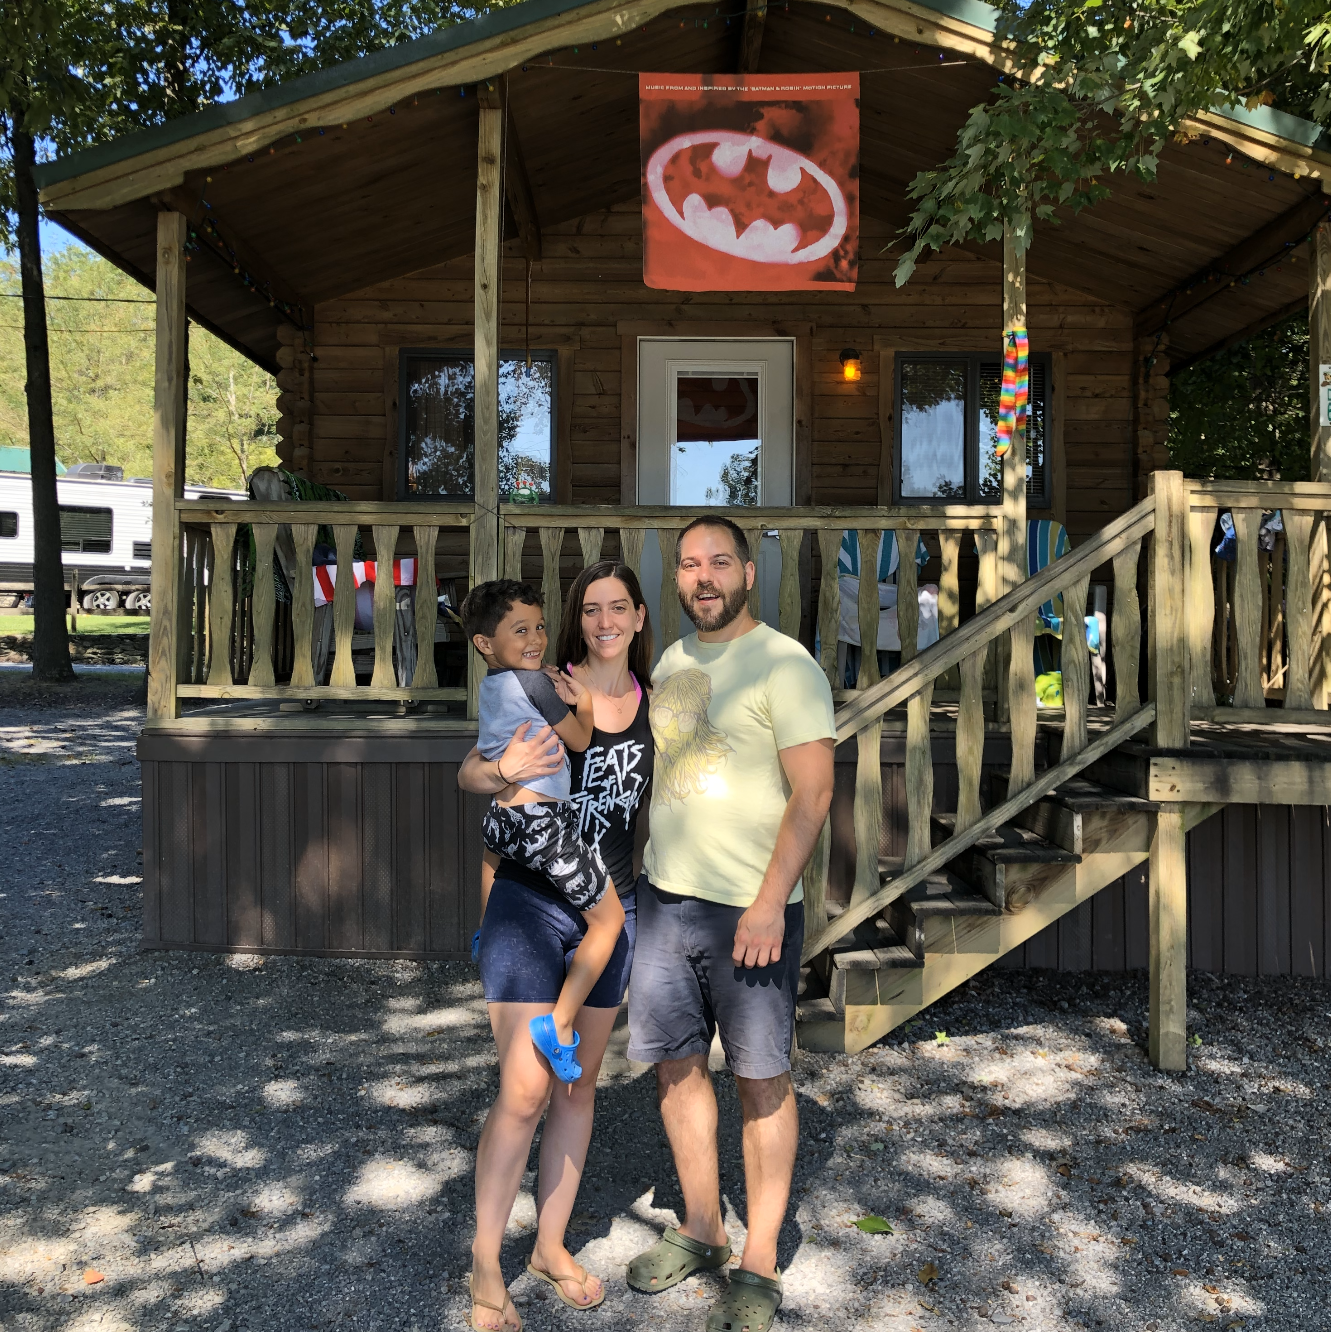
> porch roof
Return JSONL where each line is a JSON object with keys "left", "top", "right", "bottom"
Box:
{"left": 35, "top": 0, "right": 1331, "bottom": 373}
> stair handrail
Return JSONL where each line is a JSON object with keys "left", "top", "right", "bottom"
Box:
{"left": 802, "top": 491, "right": 1162, "bottom": 966}
{"left": 834, "top": 496, "right": 1156, "bottom": 742}
{"left": 801, "top": 704, "right": 1156, "bottom": 962}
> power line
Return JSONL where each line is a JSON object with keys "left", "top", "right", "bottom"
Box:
{"left": 0, "top": 325, "right": 152, "bottom": 332}
{"left": 0, "top": 293, "right": 154, "bottom": 303}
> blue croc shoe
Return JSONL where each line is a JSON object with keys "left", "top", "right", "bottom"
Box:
{"left": 529, "top": 1014, "right": 582, "bottom": 1083}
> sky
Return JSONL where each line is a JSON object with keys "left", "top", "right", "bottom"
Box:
{"left": 1, "top": 220, "right": 86, "bottom": 266}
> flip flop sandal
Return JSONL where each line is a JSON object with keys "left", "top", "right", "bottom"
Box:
{"left": 468, "top": 1273, "right": 523, "bottom": 1332}
{"left": 706, "top": 1269, "right": 782, "bottom": 1332}
{"left": 529, "top": 1014, "right": 582, "bottom": 1083}
{"left": 626, "top": 1226, "right": 732, "bottom": 1293}
{"left": 525, "top": 1261, "right": 606, "bottom": 1310}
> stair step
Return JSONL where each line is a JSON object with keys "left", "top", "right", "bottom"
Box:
{"left": 795, "top": 996, "right": 839, "bottom": 1023}
{"left": 932, "top": 813, "right": 1080, "bottom": 912}
{"left": 831, "top": 943, "right": 922, "bottom": 972}
{"left": 990, "top": 775, "right": 1159, "bottom": 857}
{"left": 992, "top": 773, "right": 1159, "bottom": 813}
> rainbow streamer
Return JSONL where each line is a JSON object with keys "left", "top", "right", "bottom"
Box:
{"left": 995, "top": 327, "right": 1029, "bottom": 459}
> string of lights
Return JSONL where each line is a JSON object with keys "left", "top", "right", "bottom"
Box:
{"left": 185, "top": 210, "right": 305, "bottom": 326}
{"left": 1153, "top": 193, "right": 1330, "bottom": 336}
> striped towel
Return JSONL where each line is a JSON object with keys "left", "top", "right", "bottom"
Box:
{"left": 313, "top": 558, "right": 423, "bottom": 608}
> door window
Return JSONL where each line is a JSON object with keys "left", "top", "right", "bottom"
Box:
{"left": 672, "top": 375, "right": 761, "bottom": 505}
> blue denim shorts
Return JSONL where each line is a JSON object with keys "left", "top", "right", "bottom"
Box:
{"left": 627, "top": 882, "right": 804, "bottom": 1080}
{"left": 478, "top": 874, "right": 636, "bottom": 1009}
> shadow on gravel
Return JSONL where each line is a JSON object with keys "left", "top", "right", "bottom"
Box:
{"left": 1, "top": 688, "right": 1328, "bottom": 1332}
{"left": 4, "top": 956, "right": 1328, "bottom": 1332}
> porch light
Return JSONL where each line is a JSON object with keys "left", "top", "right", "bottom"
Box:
{"left": 840, "top": 348, "right": 862, "bottom": 382}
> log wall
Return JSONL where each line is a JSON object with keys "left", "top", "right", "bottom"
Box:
{"left": 308, "top": 207, "right": 1136, "bottom": 548}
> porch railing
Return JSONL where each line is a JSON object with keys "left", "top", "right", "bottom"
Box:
{"left": 1186, "top": 480, "right": 1331, "bottom": 720}
{"left": 499, "top": 503, "right": 1003, "bottom": 696}
{"left": 166, "top": 498, "right": 1008, "bottom": 712}
{"left": 173, "top": 499, "right": 475, "bottom": 703}
{"left": 800, "top": 478, "right": 1172, "bottom": 956}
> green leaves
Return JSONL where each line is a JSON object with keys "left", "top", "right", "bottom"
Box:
{"left": 854, "top": 1215, "right": 895, "bottom": 1233}
{"left": 896, "top": 0, "right": 1331, "bottom": 285}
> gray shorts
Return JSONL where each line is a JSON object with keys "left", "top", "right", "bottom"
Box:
{"left": 627, "top": 881, "right": 804, "bottom": 1080}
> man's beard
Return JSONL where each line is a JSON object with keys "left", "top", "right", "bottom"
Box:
{"left": 679, "top": 578, "right": 749, "bottom": 632}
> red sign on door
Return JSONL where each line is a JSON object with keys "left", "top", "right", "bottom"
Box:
{"left": 640, "top": 73, "right": 859, "bottom": 292}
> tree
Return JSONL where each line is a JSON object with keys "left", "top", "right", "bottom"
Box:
{"left": 1170, "top": 313, "right": 1310, "bottom": 480}
{"left": 2, "top": 0, "right": 527, "bottom": 682}
{"left": 0, "top": 249, "right": 280, "bottom": 490}
{"left": 894, "top": 0, "right": 1331, "bottom": 285}
{"left": 0, "top": 0, "right": 98, "bottom": 681}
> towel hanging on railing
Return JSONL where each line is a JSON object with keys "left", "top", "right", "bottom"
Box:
{"left": 995, "top": 327, "right": 1029, "bottom": 459}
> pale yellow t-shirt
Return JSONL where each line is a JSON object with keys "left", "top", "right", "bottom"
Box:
{"left": 642, "top": 622, "right": 837, "bottom": 908}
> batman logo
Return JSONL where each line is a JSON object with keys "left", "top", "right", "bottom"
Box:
{"left": 646, "top": 130, "right": 848, "bottom": 265}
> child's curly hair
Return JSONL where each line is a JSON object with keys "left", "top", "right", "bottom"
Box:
{"left": 460, "top": 579, "right": 542, "bottom": 640}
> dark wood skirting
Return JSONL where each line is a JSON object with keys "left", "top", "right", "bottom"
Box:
{"left": 139, "top": 725, "right": 1330, "bottom": 976}
{"left": 998, "top": 803, "right": 1331, "bottom": 978}
{"left": 139, "top": 728, "right": 486, "bottom": 959}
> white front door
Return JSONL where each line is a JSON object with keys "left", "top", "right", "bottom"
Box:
{"left": 636, "top": 338, "right": 795, "bottom": 657}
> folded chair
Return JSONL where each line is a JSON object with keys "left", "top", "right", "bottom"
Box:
{"left": 1027, "top": 518, "right": 1108, "bottom": 706}
{"left": 834, "top": 529, "right": 936, "bottom": 688}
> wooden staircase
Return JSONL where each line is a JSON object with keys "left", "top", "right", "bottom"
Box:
{"left": 790, "top": 472, "right": 1331, "bottom": 1067}
{"left": 796, "top": 770, "right": 1216, "bottom": 1053}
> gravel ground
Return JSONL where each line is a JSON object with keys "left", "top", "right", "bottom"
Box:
{"left": 2, "top": 677, "right": 1329, "bottom": 1332}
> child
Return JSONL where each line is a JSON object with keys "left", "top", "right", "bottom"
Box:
{"left": 462, "top": 579, "right": 625, "bottom": 1084}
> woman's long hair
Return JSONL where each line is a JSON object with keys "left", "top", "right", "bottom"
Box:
{"left": 555, "top": 559, "right": 654, "bottom": 685}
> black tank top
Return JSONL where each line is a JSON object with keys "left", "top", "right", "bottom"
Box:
{"left": 497, "top": 682, "right": 653, "bottom": 900}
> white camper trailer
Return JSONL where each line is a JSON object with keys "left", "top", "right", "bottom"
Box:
{"left": 0, "top": 464, "right": 246, "bottom": 611}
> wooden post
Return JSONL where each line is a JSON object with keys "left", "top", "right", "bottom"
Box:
{"left": 1148, "top": 471, "right": 1188, "bottom": 747}
{"left": 1311, "top": 216, "right": 1331, "bottom": 706}
{"left": 997, "top": 225, "right": 1029, "bottom": 728}
{"left": 470, "top": 101, "right": 503, "bottom": 717}
{"left": 1149, "top": 803, "right": 1188, "bottom": 1071}
{"left": 999, "top": 225, "right": 1028, "bottom": 598}
{"left": 68, "top": 567, "right": 80, "bottom": 633}
{"left": 146, "top": 211, "right": 187, "bottom": 720}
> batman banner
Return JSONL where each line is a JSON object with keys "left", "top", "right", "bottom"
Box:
{"left": 640, "top": 73, "right": 859, "bottom": 292}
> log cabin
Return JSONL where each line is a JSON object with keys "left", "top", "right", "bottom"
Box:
{"left": 34, "top": 0, "right": 1331, "bottom": 1066}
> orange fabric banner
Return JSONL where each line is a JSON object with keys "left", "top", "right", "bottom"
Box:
{"left": 640, "top": 73, "right": 859, "bottom": 292}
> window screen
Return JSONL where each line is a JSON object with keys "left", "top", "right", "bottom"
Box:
{"left": 0, "top": 512, "right": 16, "bottom": 539}
{"left": 59, "top": 506, "right": 113, "bottom": 553}
{"left": 895, "top": 353, "right": 1051, "bottom": 506}
{"left": 400, "top": 350, "right": 556, "bottom": 502}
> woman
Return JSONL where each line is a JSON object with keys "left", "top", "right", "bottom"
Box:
{"left": 459, "top": 560, "right": 654, "bottom": 1331}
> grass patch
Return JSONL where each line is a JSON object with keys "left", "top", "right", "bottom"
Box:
{"left": 1, "top": 615, "right": 149, "bottom": 637}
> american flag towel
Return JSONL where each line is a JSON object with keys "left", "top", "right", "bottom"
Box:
{"left": 313, "top": 558, "right": 422, "bottom": 608}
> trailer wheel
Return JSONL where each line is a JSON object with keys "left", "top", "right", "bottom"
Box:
{"left": 125, "top": 590, "right": 150, "bottom": 611}
{"left": 0, "top": 594, "right": 19, "bottom": 609}
{"left": 82, "top": 589, "right": 121, "bottom": 612}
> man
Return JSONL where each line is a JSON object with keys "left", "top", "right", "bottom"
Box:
{"left": 626, "top": 516, "right": 836, "bottom": 1332}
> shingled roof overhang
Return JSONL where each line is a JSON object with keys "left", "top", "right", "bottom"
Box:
{"left": 34, "top": 0, "right": 1331, "bottom": 372}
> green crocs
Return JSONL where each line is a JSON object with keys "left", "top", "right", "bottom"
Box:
{"left": 626, "top": 1226, "right": 731, "bottom": 1293}
{"left": 706, "top": 1269, "right": 782, "bottom": 1332}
